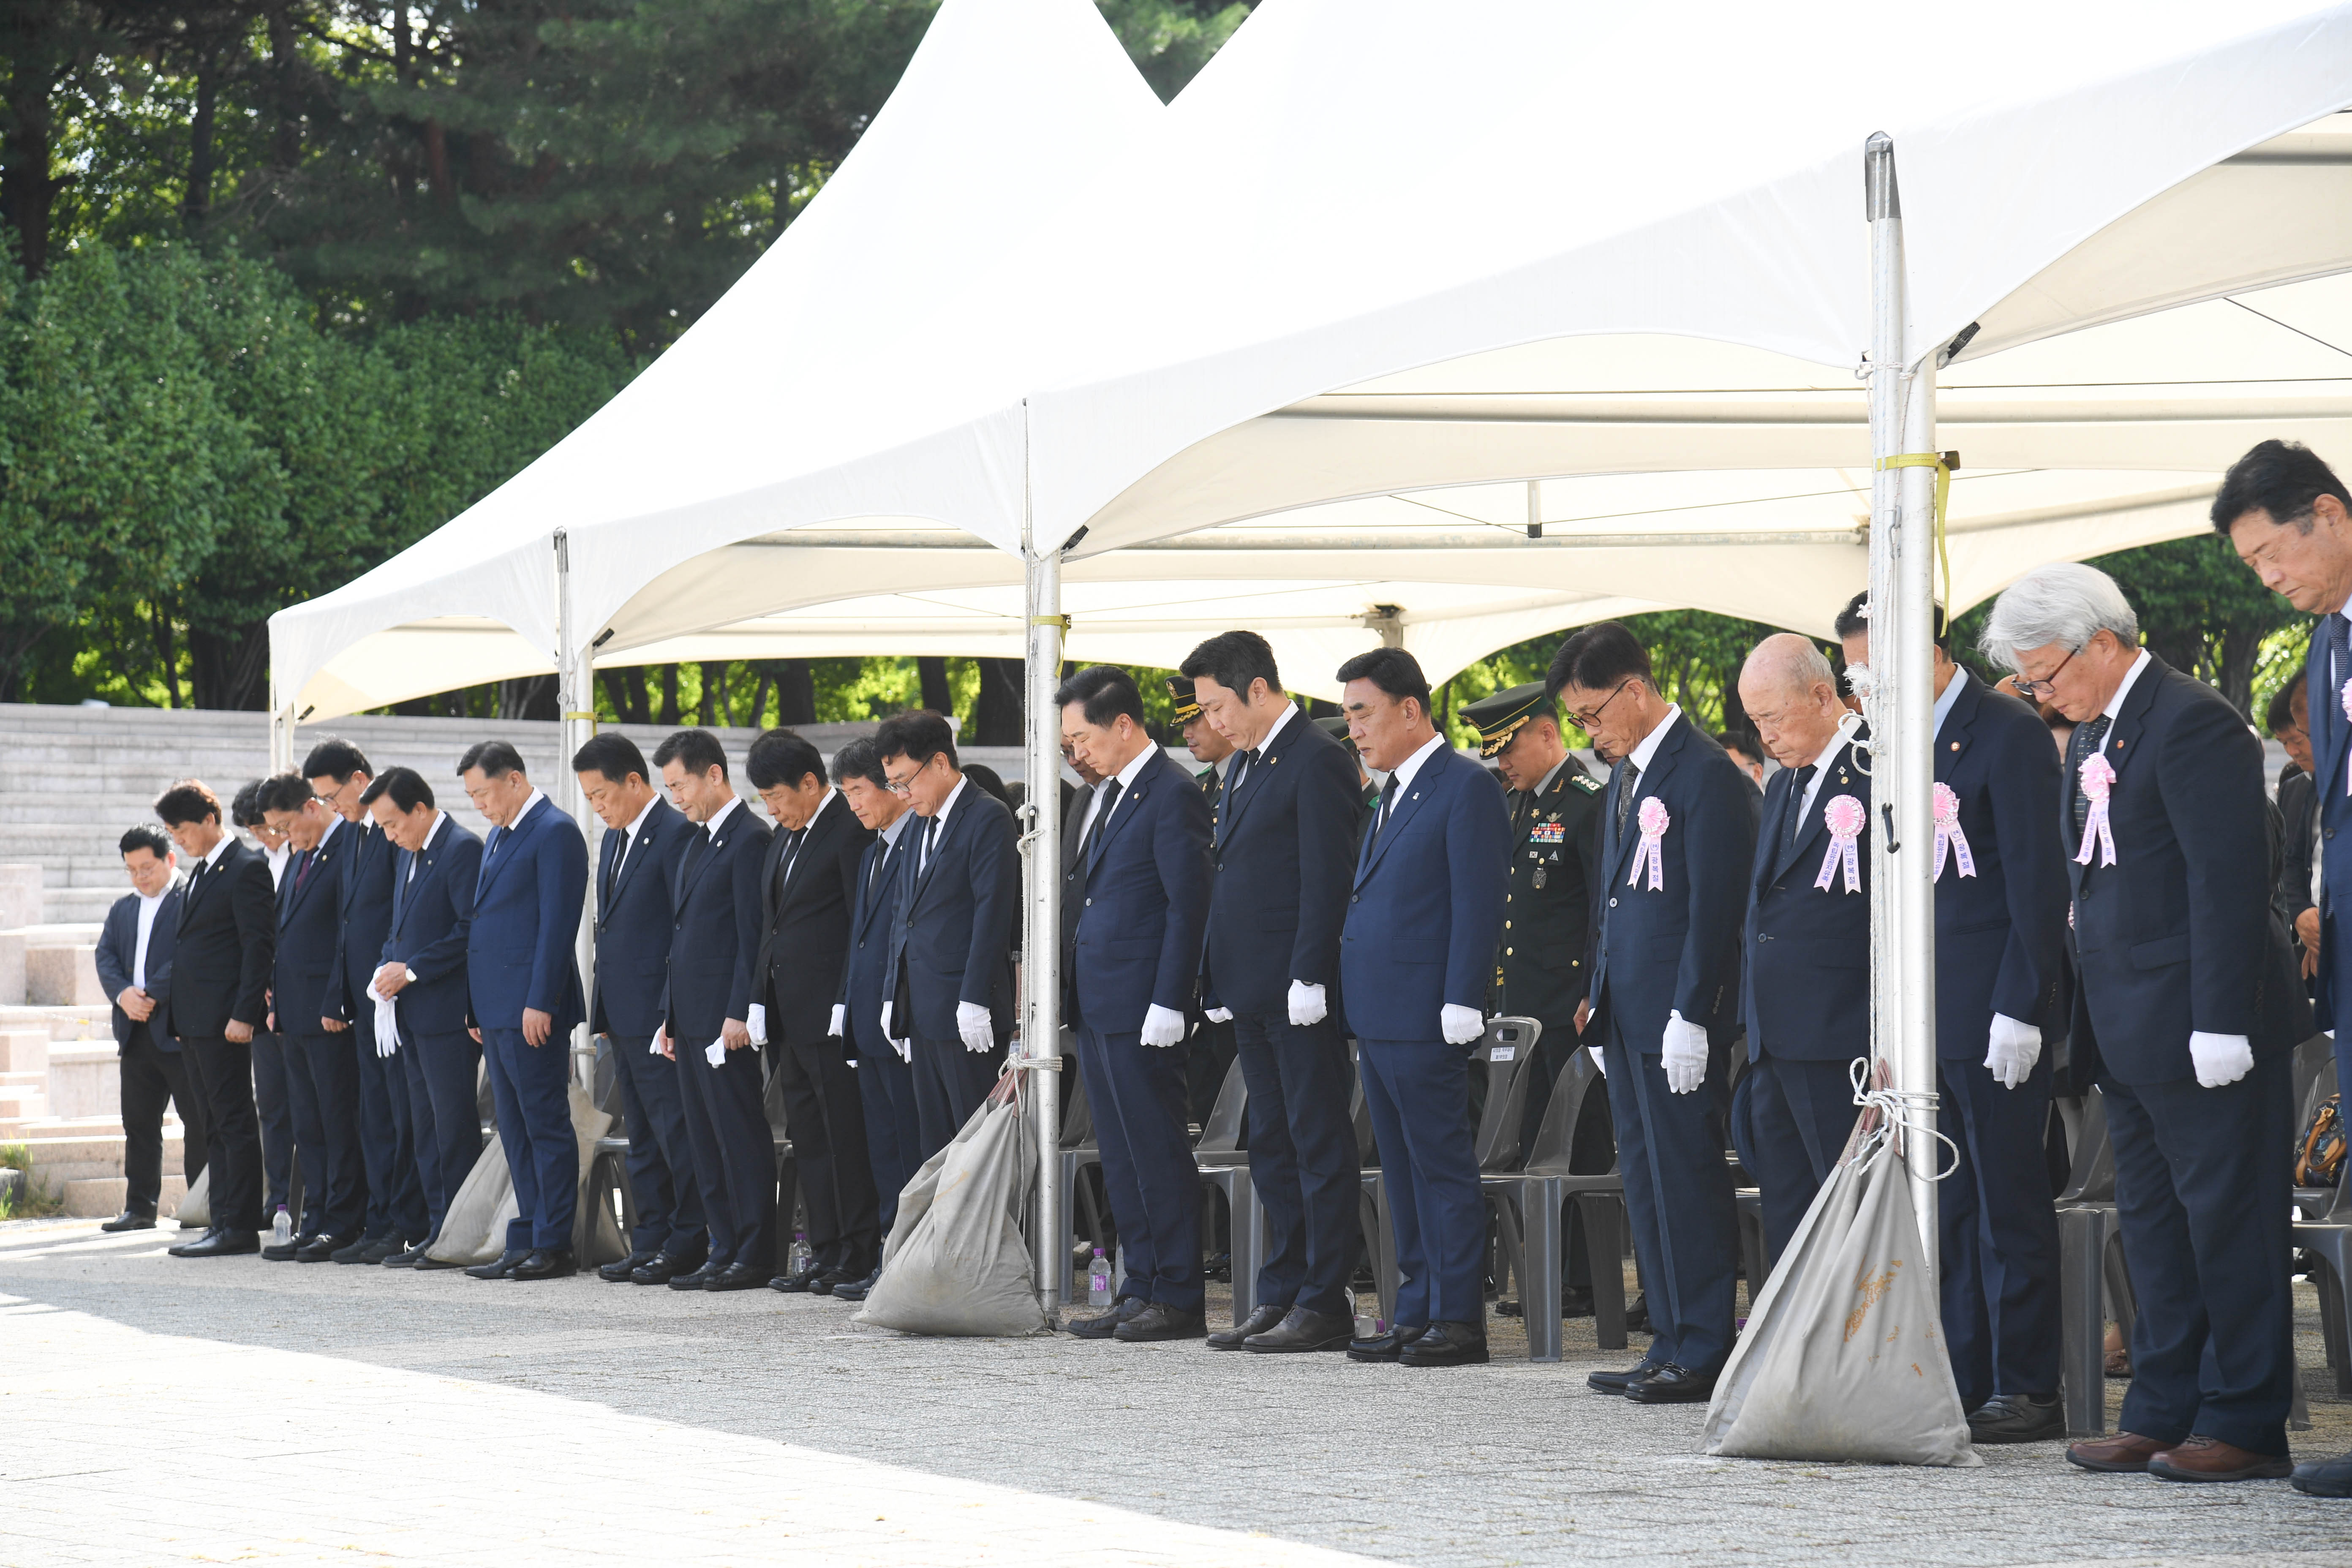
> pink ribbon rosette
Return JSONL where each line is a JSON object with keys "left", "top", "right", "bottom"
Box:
{"left": 2074, "top": 753, "right": 2118, "bottom": 866}
{"left": 1932, "top": 781, "right": 1976, "bottom": 880}
{"left": 1814, "top": 793, "right": 1865, "bottom": 893}
{"left": 1626, "top": 796, "right": 1669, "bottom": 890}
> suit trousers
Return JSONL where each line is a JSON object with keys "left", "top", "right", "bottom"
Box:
{"left": 282, "top": 1032, "right": 368, "bottom": 1241}
{"left": 1601, "top": 1016, "right": 1737, "bottom": 1375}
{"left": 350, "top": 1012, "right": 430, "bottom": 1243}
{"left": 250, "top": 1029, "right": 297, "bottom": 1214}
{"left": 2105, "top": 1047, "right": 2297, "bottom": 1456}
{"left": 118, "top": 1025, "right": 207, "bottom": 1213}
{"left": 674, "top": 1039, "right": 776, "bottom": 1272}
{"left": 1358, "top": 1036, "right": 1486, "bottom": 1326}
{"left": 184, "top": 1035, "right": 263, "bottom": 1233}
{"left": 1937, "top": 1052, "right": 2063, "bottom": 1409}
{"left": 849, "top": 1020, "right": 923, "bottom": 1235}
{"left": 768, "top": 1032, "right": 879, "bottom": 1271}
{"left": 608, "top": 1033, "right": 707, "bottom": 1263}
{"left": 1074, "top": 1024, "right": 1203, "bottom": 1311}
{"left": 481, "top": 1026, "right": 579, "bottom": 1252}
{"left": 909, "top": 1034, "right": 1002, "bottom": 1160}
{"left": 1228, "top": 1009, "right": 1360, "bottom": 1316}
{"left": 1744, "top": 1051, "right": 1862, "bottom": 1266}
{"left": 402, "top": 1026, "right": 481, "bottom": 1239}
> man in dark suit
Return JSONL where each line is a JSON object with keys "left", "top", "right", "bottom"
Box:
{"left": 362, "top": 766, "right": 482, "bottom": 1267}
{"left": 1169, "top": 676, "right": 1239, "bottom": 1136}
{"left": 1055, "top": 667, "right": 1215, "bottom": 1344}
{"left": 573, "top": 732, "right": 706, "bottom": 1285}
{"left": 459, "top": 740, "right": 590, "bottom": 1282}
{"left": 654, "top": 728, "right": 774, "bottom": 1292}
{"left": 1550, "top": 621, "right": 1755, "bottom": 1405}
{"left": 93, "top": 825, "right": 204, "bottom": 1231}
{"left": 1335, "top": 648, "right": 1510, "bottom": 1368}
{"left": 158, "top": 780, "right": 276, "bottom": 1258}
{"left": 748, "top": 727, "right": 879, "bottom": 1295}
{"left": 1838, "top": 591, "right": 2070, "bottom": 1443}
{"left": 259, "top": 776, "right": 368, "bottom": 1261}
{"left": 826, "top": 738, "right": 924, "bottom": 1300}
{"left": 309, "top": 738, "right": 429, "bottom": 1263}
{"left": 1987, "top": 561, "right": 2307, "bottom": 1483}
{"left": 1733, "top": 635, "right": 1868, "bottom": 1265}
{"left": 2268, "top": 676, "right": 2321, "bottom": 984}
{"left": 874, "top": 710, "right": 1017, "bottom": 1156}
{"left": 1180, "top": 632, "right": 1364, "bottom": 1353}
{"left": 231, "top": 780, "right": 298, "bottom": 1223}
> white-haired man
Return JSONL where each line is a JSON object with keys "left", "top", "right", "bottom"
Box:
{"left": 1982, "top": 561, "right": 2307, "bottom": 1484}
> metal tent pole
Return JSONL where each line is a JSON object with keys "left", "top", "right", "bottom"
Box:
{"left": 1019, "top": 404, "right": 1065, "bottom": 1315}
{"left": 555, "top": 529, "right": 598, "bottom": 1094}
{"left": 1864, "top": 132, "right": 1940, "bottom": 1274}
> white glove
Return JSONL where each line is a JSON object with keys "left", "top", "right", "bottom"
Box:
{"left": 704, "top": 1039, "right": 727, "bottom": 1067}
{"left": 1661, "top": 1010, "right": 1707, "bottom": 1095}
{"left": 1440, "top": 1003, "right": 1484, "bottom": 1045}
{"left": 892, "top": 1035, "right": 911, "bottom": 1063}
{"left": 2188, "top": 1030, "right": 2254, "bottom": 1089}
{"left": 1984, "top": 1012, "right": 2041, "bottom": 1090}
{"left": 370, "top": 983, "right": 400, "bottom": 1058}
{"left": 746, "top": 1004, "right": 768, "bottom": 1046}
{"left": 828, "top": 1004, "right": 845, "bottom": 1038}
{"left": 1287, "top": 979, "right": 1327, "bottom": 1028}
{"left": 1588, "top": 1044, "right": 1606, "bottom": 1079}
{"left": 1140, "top": 1004, "right": 1186, "bottom": 1048}
{"left": 957, "top": 999, "right": 994, "bottom": 1054}
{"left": 1204, "top": 1007, "right": 1233, "bottom": 1024}
{"left": 651, "top": 1026, "right": 667, "bottom": 1058}
{"left": 879, "top": 1001, "right": 893, "bottom": 1039}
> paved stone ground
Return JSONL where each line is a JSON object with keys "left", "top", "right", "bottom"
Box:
{"left": 4, "top": 1216, "right": 2350, "bottom": 1568}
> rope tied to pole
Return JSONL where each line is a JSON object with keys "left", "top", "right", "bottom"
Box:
{"left": 1847, "top": 1055, "right": 1960, "bottom": 1179}
{"left": 1873, "top": 449, "right": 1959, "bottom": 609}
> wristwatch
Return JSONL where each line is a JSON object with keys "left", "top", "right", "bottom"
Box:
{"left": 404, "top": 966, "right": 419, "bottom": 985}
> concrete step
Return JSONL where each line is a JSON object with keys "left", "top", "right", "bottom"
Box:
{"left": 61, "top": 1173, "right": 188, "bottom": 1219}
{"left": 0, "top": 1004, "right": 112, "bottom": 1041}
{"left": 11, "top": 1125, "right": 174, "bottom": 1186}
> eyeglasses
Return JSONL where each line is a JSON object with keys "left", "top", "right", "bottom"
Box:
{"left": 884, "top": 755, "right": 932, "bottom": 798}
{"left": 2012, "top": 646, "right": 2077, "bottom": 702}
{"left": 1565, "top": 679, "right": 1632, "bottom": 732}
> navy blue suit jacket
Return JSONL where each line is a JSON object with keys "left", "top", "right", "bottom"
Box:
{"left": 1933, "top": 671, "right": 2070, "bottom": 1060}
{"left": 1201, "top": 709, "right": 1361, "bottom": 1014}
{"left": 1070, "top": 749, "right": 1213, "bottom": 1036}
{"left": 838, "top": 823, "right": 914, "bottom": 1044}
{"left": 662, "top": 802, "right": 770, "bottom": 1043}
{"left": 467, "top": 794, "right": 588, "bottom": 1036}
{"left": 2305, "top": 626, "right": 2352, "bottom": 1030}
{"left": 2069, "top": 656, "right": 2308, "bottom": 1084}
{"left": 95, "top": 882, "right": 180, "bottom": 1051}
{"left": 272, "top": 821, "right": 352, "bottom": 1035}
{"left": 1339, "top": 743, "right": 1510, "bottom": 1039}
{"left": 885, "top": 780, "right": 1018, "bottom": 1041}
{"left": 327, "top": 819, "right": 397, "bottom": 1023}
{"left": 757, "top": 791, "right": 873, "bottom": 1049}
{"left": 1590, "top": 713, "right": 1756, "bottom": 1052}
{"left": 1742, "top": 726, "right": 1870, "bottom": 1064}
{"left": 591, "top": 798, "right": 693, "bottom": 1039}
{"left": 383, "top": 817, "right": 483, "bottom": 1037}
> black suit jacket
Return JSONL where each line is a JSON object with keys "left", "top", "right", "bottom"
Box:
{"left": 272, "top": 821, "right": 351, "bottom": 1035}
{"left": 95, "top": 882, "right": 180, "bottom": 1051}
{"left": 884, "top": 781, "right": 1018, "bottom": 1041}
{"left": 664, "top": 803, "right": 771, "bottom": 1042}
{"left": 2280, "top": 767, "right": 2319, "bottom": 939}
{"left": 1200, "top": 710, "right": 1361, "bottom": 1014}
{"left": 757, "top": 790, "right": 873, "bottom": 1049}
{"left": 384, "top": 817, "right": 483, "bottom": 1037}
{"left": 1742, "top": 727, "right": 1870, "bottom": 1063}
{"left": 327, "top": 819, "right": 397, "bottom": 1022}
{"left": 592, "top": 797, "right": 694, "bottom": 1038}
{"left": 164, "top": 836, "right": 275, "bottom": 1042}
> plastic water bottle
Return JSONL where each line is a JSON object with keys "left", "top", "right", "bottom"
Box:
{"left": 271, "top": 1207, "right": 291, "bottom": 1247}
{"left": 1086, "top": 1248, "right": 1113, "bottom": 1307}
{"left": 789, "top": 1231, "right": 812, "bottom": 1277}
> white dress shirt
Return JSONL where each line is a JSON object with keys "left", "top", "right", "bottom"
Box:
{"left": 2101, "top": 648, "right": 2152, "bottom": 725}
{"left": 1083, "top": 743, "right": 1160, "bottom": 846}
{"left": 1931, "top": 666, "right": 1965, "bottom": 738}
{"left": 1386, "top": 730, "right": 1449, "bottom": 794}
{"left": 1624, "top": 702, "right": 1685, "bottom": 777}
{"left": 406, "top": 810, "right": 448, "bottom": 884}
{"left": 918, "top": 776, "right": 969, "bottom": 874}
{"left": 131, "top": 882, "right": 172, "bottom": 989}
{"left": 613, "top": 792, "right": 658, "bottom": 881}
{"left": 703, "top": 793, "right": 742, "bottom": 838}
{"left": 1797, "top": 713, "right": 1865, "bottom": 830}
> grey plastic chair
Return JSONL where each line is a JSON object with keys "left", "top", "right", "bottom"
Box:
{"left": 1054, "top": 1041, "right": 1107, "bottom": 1302}
{"left": 1192, "top": 1054, "right": 1266, "bottom": 1324}
{"left": 2055, "top": 1086, "right": 2130, "bottom": 1437}
{"left": 2292, "top": 1058, "right": 2352, "bottom": 1396}
{"left": 1485, "top": 1033, "right": 1628, "bottom": 1361}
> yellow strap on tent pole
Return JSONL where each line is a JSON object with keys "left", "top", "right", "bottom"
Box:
{"left": 1874, "top": 450, "right": 1957, "bottom": 609}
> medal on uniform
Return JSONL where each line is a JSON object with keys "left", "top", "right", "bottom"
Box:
{"left": 1815, "top": 794, "right": 1865, "bottom": 893}
{"left": 2075, "top": 754, "right": 2118, "bottom": 866}
{"left": 1629, "top": 798, "right": 1669, "bottom": 890}
{"left": 1931, "top": 781, "right": 1976, "bottom": 880}
{"left": 1533, "top": 865, "right": 1548, "bottom": 889}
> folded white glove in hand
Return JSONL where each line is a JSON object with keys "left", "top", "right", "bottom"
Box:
{"left": 1983, "top": 1011, "right": 2042, "bottom": 1090}
{"left": 2189, "top": 1030, "right": 2254, "bottom": 1089}
{"left": 1204, "top": 1007, "right": 1234, "bottom": 1024}
{"left": 746, "top": 1003, "right": 768, "bottom": 1046}
{"left": 1440, "top": 1003, "right": 1484, "bottom": 1046}
{"left": 1140, "top": 1003, "right": 1186, "bottom": 1048}
{"left": 1661, "top": 1010, "right": 1707, "bottom": 1094}
{"left": 650, "top": 1028, "right": 667, "bottom": 1058}
{"left": 704, "top": 1039, "right": 727, "bottom": 1067}
{"left": 892, "top": 1035, "right": 911, "bottom": 1063}
{"left": 1287, "top": 979, "right": 1327, "bottom": 1028}
{"left": 828, "top": 1003, "right": 845, "bottom": 1038}
{"left": 957, "top": 999, "right": 994, "bottom": 1054}
{"left": 1588, "top": 1044, "right": 1607, "bottom": 1079}
{"left": 879, "top": 1001, "right": 894, "bottom": 1039}
{"left": 369, "top": 980, "right": 400, "bottom": 1058}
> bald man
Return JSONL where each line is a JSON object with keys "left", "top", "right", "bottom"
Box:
{"left": 1735, "top": 635, "right": 1869, "bottom": 1265}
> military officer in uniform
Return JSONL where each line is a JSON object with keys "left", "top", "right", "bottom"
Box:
{"left": 1170, "top": 677, "right": 1237, "bottom": 1132}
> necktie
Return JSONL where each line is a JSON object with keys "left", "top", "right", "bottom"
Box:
{"left": 1614, "top": 760, "right": 1642, "bottom": 838}
{"left": 778, "top": 828, "right": 806, "bottom": 893}
{"left": 1084, "top": 779, "right": 1123, "bottom": 865}
{"left": 2327, "top": 617, "right": 2351, "bottom": 785}
{"left": 1230, "top": 749, "right": 1258, "bottom": 798}
{"left": 2069, "top": 714, "right": 2112, "bottom": 839}
{"left": 919, "top": 815, "right": 938, "bottom": 876}
{"left": 1786, "top": 764, "right": 1817, "bottom": 853}
{"left": 605, "top": 832, "right": 626, "bottom": 903}
{"left": 870, "top": 836, "right": 894, "bottom": 904}
{"left": 1369, "top": 774, "right": 1399, "bottom": 852}
{"left": 295, "top": 842, "right": 322, "bottom": 896}
{"left": 2331, "top": 614, "right": 2352, "bottom": 694}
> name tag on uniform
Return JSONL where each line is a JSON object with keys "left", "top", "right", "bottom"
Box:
{"left": 1529, "top": 820, "right": 1565, "bottom": 845}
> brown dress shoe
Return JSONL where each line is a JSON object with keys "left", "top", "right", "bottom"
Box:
{"left": 2066, "top": 1432, "right": 2174, "bottom": 1473}
{"left": 2148, "top": 1436, "right": 2294, "bottom": 1484}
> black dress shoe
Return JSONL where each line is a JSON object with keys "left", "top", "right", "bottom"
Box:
{"left": 2292, "top": 1448, "right": 2352, "bottom": 1497}
{"left": 1399, "top": 1320, "right": 1489, "bottom": 1367}
{"left": 1625, "top": 1291, "right": 1652, "bottom": 1333}
{"left": 509, "top": 1247, "right": 577, "bottom": 1280}
{"left": 830, "top": 1267, "right": 880, "bottom": 1302}
{"left": 411, "top": 1247, "right": 469, "bottom": 1270}
{"left": 261, "top": 1236, "right": 308, "bottom": 1262}
{"left": 1067, "top": 1297, "right": 1148, "bottom": 1339}
{"left": 601, "top": 1250, "right": 659, "bottom": 1283}
{"left": 465, "top": 1248, "right": 529, "bottom": 1280}
{"left": 100, "top": 1209, "right": 158, "bottom": 1233}
{"left": 1114, "top": 1302, "right": 1207, "bottom": 1342}
{"left": 383, "top": 1240, "right": 433, "bottom": 1269}
{"left": 328, "top": 1236, "right": 378, "bottom": 1264}
{"left": 1208, "top": 1302, "right": 1288, "bottom": 1350}
{"left": 769, "top": 1264, "right": 826, "bottom": 1293}
{"left": 814, "top": 1263, "right": 867, "bottom": 1295}
{"left": 667, "top": 1260, "right": 724, "bottom": 1291}
{"left": 1967, "top": 1392, "right": 2064, "bottom": 1444}
{"left": 1244, "top": 1306, "right": 1355, "bottom": 1353}
{"left": 1587, "top": 1361, "right": 1663, "bottom": 1394}
{"left": 356, "top": 1237, "right": 406, "bottom": 1264}
{"left": 1626, "top": 1362, "right": 1715, "bottom": 1403}
{"left": 633, "top": 1254, "right": 700, "bottom": 1286}
{"left": 168, "top": 1228, "right": 259, "bottom": 1258}
{"left": 704, "top": 1261, "right": 769, "bottom": 1292}
{"left": 1346, "top": 1325, "right": 1428, "bottom": 1363}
